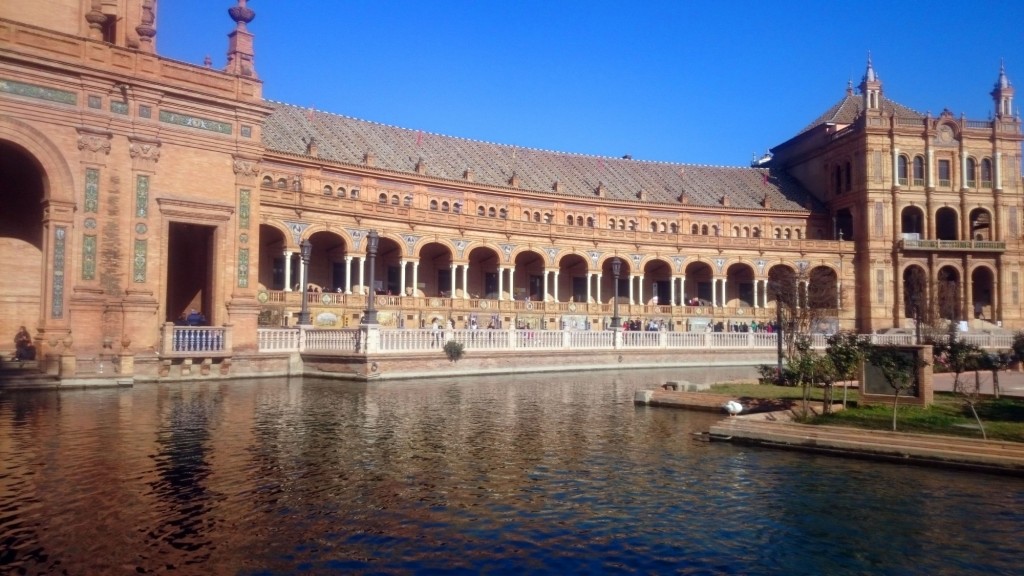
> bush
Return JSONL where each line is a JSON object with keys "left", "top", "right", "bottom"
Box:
{"left": 443, "top": 340, "right": 465, "bottom": 362}
{"left": 756, "top": 363, "right": 799, "bottom": 386}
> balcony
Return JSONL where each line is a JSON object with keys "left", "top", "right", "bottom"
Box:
{"left": 899, "top": 239, "right": 1006, "bottom": 252}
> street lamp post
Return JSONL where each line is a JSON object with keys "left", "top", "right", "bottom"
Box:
{"left": 611, "top": 257, "right": 622, "bottom": 330}
{"left": 767, "top": 280, "right": 784, "bottom": 382}
{"left": 297, "top": 238, "right": 312, "bottom": 325}
{"left": 362, "top": 230, "right": 379, "bottom": 325}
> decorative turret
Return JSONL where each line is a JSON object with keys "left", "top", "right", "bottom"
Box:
{"left": 859, "top": 54, "right": 882, "bottom": 112}
{"left": 225, "top": 0, "right": 257, "bottom": 77}
{"left": 992, "top": 60, "right": 1014, "bottom": 119}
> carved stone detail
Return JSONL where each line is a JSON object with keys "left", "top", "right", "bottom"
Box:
{"left": 128, "top": 136, "right": 161, "bottom": 171}
{"left": 232, "top": 154, "right": 261, "bottom": 185}
{"left": 76, "top": 127, "right": 112, "bottom": 163}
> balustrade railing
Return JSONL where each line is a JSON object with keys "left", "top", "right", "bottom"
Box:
{"left": 257, "top": 327, "right": 1016, "bottom": 355}
{"left": 163, "top": 325, "right": 228, "bottom": 355}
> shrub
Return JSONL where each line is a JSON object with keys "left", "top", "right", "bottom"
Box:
{"left": 443, "top": 340, "right": 465, "bottom": 362}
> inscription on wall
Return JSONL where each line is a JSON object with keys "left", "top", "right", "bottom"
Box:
{"left": 159, "top": 110, "right": 232, "bottom": 134}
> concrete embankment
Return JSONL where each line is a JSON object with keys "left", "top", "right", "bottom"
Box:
{"left": 635, "top": 388, "right": 1024, "bottom": 475}
{"left": 708, "top": 418, "right": 1024, "bottom": 475}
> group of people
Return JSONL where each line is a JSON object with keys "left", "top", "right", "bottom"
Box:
{"left": 174, "top": 309, "right": 207, "bottom": 326}
{"left": 621, "top": 318, "right": 666, "bottom": 331}
{"left": 706, "top": 320, "right": 780, "bottom": 333}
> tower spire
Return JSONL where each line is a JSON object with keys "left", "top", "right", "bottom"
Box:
{"left": 992, "top": 59, "right": 1014, "bottom": 119}
{"left": 859, "top": 52, "right": 882, "bottom": 112}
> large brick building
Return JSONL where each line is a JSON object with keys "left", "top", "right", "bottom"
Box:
{"left": 1, "top": 1, "right": 1020, "bottom": 379}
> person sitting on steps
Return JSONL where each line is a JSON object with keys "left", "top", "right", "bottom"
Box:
{"left": 14, "top": 326, "right": 36, "bottom": 361}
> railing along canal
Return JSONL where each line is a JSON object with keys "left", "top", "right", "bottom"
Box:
{"left": 256, "top": 328, "right": 1014, "bottom": 354}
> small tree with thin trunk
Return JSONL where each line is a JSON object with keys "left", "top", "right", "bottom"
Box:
{"left": 825, "top": 331, "right": 869, "bottom": 411}
{"left": 866, "top": 345, "right": 926, "bottom": 431}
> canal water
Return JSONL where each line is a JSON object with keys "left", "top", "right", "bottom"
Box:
{"left": 1, "top": 369, "right": 1022, "bottom": 575}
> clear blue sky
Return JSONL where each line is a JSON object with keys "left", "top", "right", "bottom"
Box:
{"left": 158, "top": 1, "right": 1024, "bottom": 167}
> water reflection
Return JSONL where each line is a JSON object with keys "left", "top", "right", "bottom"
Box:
{"left": 1, "top": 369, "right": 1022, "bottom": 575}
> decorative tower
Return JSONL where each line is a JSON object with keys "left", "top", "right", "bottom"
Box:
{"left": 225, "top": 0, "right": 257, "bottom": 77}
{"left": 859, "top": 55, "right": 882, "bottom": 112}
{"left": 991, "top": 61, "right": 1014, "bottom": 119}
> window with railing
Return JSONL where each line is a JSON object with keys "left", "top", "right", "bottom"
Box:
{"left": 897, "top": 155, "right": 908, "bottom": 186}
{"left": 966, "top": 157, "right": 977, "bottom": 188}
{"left": 912, "top": 156, "right": 925, "bottom": 186}
{"left": 938, "top": 159, "right": 951, "bottom": 187}
{"left": 981, "top": 158, "right": 993, "bottom": 187}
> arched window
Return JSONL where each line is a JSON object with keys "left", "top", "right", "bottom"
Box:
{"left": 733, "top": 226, "right": 740, "bottom": 237}
{"left": 543, "top": 212, "right": 552, "bottom": 223}
{"left": 833, "top": 166, "right": 842, "bottom": 194}
{"left": 845, "top": 161, "right": 852, "bottom": 191}
{"left": 587, "top": 217, "right": 595, "bottom": 227}
{"left": 262, "top": 176, "right": 274, "bottom": 187}
{"left": 691, "top": 224, "right": 699, "bottom": 235}
{"left": 478, "top": 206, "right": 486, "bottom": 216}
{"left": 429, "top": 200, "right": 439, "bottom": 211}
{"left": 349, "top": 188, "right": 359, "bottom": 199}
{"left": 796, "top": 229, "right": 803, "bottom": 239}
{"left": 897, "top": 155, "right": 908, "bottom": 185}
{"left": 378, "top": 192, "right": 388, "bottom": 204}
{"left": 701, "top": 224, "right": 709, "bottom": 235}
{"left": 441, "top": 201, "right": 450, "bottom": 212}
{"left": 323, "top": 185, "right": 333, "bottom": 196}
{"left": 784, "top": 228, "right": 792, "bottom": 239}
{"left": 404, "top": 195, "right": 413, "bottom": 207}
{"left": 651, "top": 222, "right": 659, "bottom": 232}
{"left": 391, "top": 195, "right": 400, "bottom": 205}
{"left": 533, "top": 211, "right": 541, "bottom": 222}
{"left": 711, "top": 225, "right": 719, "bottom": 236}
{"left": 567, "top": 215, "right": 575, "bottom": 226}
{"left": 577, "top": 216, "right": 584, "bottom": 226}
{"left": 276, "top": 178, "right": 287, "bottom": 189}
{"left": 981, "top": 158, "right": 993, "bottom": 186}
{"left": 499, "top": 208, "right": 507, "bottom": 219}
{"left": 752, "top": 227, "right": 760, "bottom": 238}
{"left": 670, "top": 223, "right": 679, "bottom": 233}
{"left": 523, "top": 210, "right": 531, "bottom": 221}
{"left": 488, "top": 207, "right": 496, "bottom": 217}
{"left": 913, "top": 156, "right": 925, "bottom": 186}
{"left": 292, "top": 179, "right": 302, "bottom": 192}
{"left": 660, "top": 222, "right": 667, "bottom": 233}
{"left": 774, "top": 227, "right": 782, "bottom": 239}
{"left": 742, "top": 226, "right": 750, "bottom": 238}
{"left": 609, "top": 220, "right": 616, "bottom": 230}
{"left": 453, "top": 202, "right": 462, "bottom": 214}
{"left": 966, "top": 158, "right": 977, "bottom": 188}
{"left": 620, "top": 219, "right": 628, "bottom": 230}
{"left": 338, "top": 187, "right": 347, "bottom": 198}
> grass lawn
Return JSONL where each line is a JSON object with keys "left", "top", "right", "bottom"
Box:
{"left": 709, "top": 382, "right": 1024, "bottom": 442}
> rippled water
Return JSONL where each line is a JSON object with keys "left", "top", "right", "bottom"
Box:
{"left": 2, "top": 369, "right": 1022, "bottom": 575}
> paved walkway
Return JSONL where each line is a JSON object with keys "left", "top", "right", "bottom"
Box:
{"left": 932, "top": 370, "right": 1024, "bottom": 397}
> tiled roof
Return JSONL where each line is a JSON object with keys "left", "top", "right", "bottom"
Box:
{"left": 263, "top": 101, "right": 820, "bottom": 212}
{"left": 799, "top": 92, "right": 923, "bottom": 135}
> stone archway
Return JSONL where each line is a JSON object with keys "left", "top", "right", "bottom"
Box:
{"left": 0, "top": 140, "right": 46, "bottom": 343}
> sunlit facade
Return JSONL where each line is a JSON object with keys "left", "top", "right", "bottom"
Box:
{"left": 0, "top": 2, "right": 1020, "bottom": 380}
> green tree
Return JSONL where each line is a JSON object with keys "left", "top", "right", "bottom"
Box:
{"left": 866, "top": 345, "right": 926, "bottom": 431}
{"left": 825, "top": 331, "right": 869, "bottom": 410}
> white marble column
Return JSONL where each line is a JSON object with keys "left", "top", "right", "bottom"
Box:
{"left": 509, "top": 266, "right": 516, "bottom": 299}
{"left": 597, "top": 272, "right": 602, "bottom": 304}
{"left": 680, "top": 275, "right": 686, "bottom": 304}
{"left": 450, "top": 266, "right": 457, "bottom": 298}
{"left": 399, "top": 260, "right": 407, "bottom": 296}
{"left": 586, "top": 272, "right": 593, "bottom": 303}
{"left": 542, "top": 270, "right": 549, "bottom": 302}
{"left": 412, "top": 261, "right": 419, "bottom": 297}
{"left": 344, "top": 255, "right": 353, "bottom": 294}
{"left": 752, "top": 279, "right": 759, "bottom": 308}
{"left": 358, "top": 256, "right": 366, "bottom": 294}
{"left": 711, "top": 279, "right": 718, "bottom": 307}
{"left": 554, "top": 270, "right": 560, "bottom": 302}
{"left": 283, "top": 250, "right": 294, "bottom": 291}
{"left": 628, "top": 274, "right": 635, "bottom": 305}
{"left": 638, "top": 275, "right": 645, "bottom": 305}
{"left": 462, "top": 264, "right": 469, "bottom": 299}
{"left": 670, "top": 275, "right": 676, "bottom": 306}
{"left": 721, "top": 279, "right": 728, "bottom": 308}
{"left": 498, "top": 266, "right": 505, "bottom": 301}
